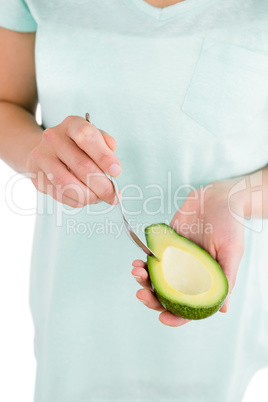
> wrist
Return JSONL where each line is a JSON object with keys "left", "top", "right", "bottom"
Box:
{"left": 21, "top": 133, "right": 42, "bottom": 175}
{"left": 230, "top": 179, "right": 249, "bottom": 218}
{"left": 210, "top": 176, "right": 249, "bottom": 218}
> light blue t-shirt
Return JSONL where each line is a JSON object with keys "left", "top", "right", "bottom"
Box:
{"left": 1, "top": 0, "right": 268, "bottom": 401}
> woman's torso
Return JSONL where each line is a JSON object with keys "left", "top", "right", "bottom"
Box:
{"left": 25, "top": 0, "right": 268, "bottom": 401}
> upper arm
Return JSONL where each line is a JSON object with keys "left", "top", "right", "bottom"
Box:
{"left": 0, "top": 27, "right": 37, "bottom": 115}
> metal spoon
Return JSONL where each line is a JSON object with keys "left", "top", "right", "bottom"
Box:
{"left": 85, "top": 113, "right": 159, "bottom": 261}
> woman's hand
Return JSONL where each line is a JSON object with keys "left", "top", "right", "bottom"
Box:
{"left": 132, "top": 258, "right": 192, "bottom": 327}
{"left": 131, "top": 178, "right": 245, "bottom": 327}
{"left": 26, "top": 115, "right": 122, "bottom": 208}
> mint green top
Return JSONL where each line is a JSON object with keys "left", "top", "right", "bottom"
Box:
{"left": 1, "top": 0, "right": 268, "bottom": 401}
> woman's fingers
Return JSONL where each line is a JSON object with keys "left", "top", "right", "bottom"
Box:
{"left": 31, "top": 170, "right": 85, "bottom": 208}
{"left": 159, "top": 311, "right": 191, "bottom": 327}
{"left": 131, "top": 260, "right": 152, "bottom": 289}
{"left": 216, "top": 238, "right": 244, "bottom": 313}
{"left": 55, "top": 136, "right": 118, "bottom": 205}
{"left": 28, "top": 115, "right": 122, "bottom": 207}
{"left": 99, "top": 129, "right": 117, "bottom": 152}
{"left": 136, "top": 287, "right": 191, "bottom": 327}
{"left": 132, "top": 259, "right": 191, "bottom": 327}
{"left": 132, "top": 260, "right": 162, "bottom": 309}
{"left": 135, "top": 282, "right": 191, "bottom": 327}
{"left": 66, "top": 116, "right": 122, "bottom": 177}
{"left": 136, "top": 288, "right": 166, "bottom": 312}
{"left": 132, "top": 259, "right": 147, "bottom": 268}
{"left": 32, "top": 148, "right": 100, "bottom": 205}
{"left": 219, "top": 294, "right": 230, "bottom": 313}
{"left": 132, "top": 270, "right": 152, "bottom": 290}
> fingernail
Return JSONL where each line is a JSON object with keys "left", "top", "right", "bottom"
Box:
{"left": 133, "top": 275, "right": 142, "bottom": 280}
{"left": 110, "top": 195, "right": 118, "bottom": 205}
{"left": 118, "top": 190, "right": 122, "bottom": 201}
{"left": 108, "top": 163, "right": 121, "bottom": 176}
{"left": 137, "top": 297, "right": 149, "bottom": 305}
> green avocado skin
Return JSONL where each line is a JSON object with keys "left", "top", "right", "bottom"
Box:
{"left": 151, "top": 282, "right": 225, "bottom": 320}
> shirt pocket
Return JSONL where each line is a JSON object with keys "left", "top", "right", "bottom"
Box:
{"left": 181, "top": 41, "right": 268, "bottom": 137}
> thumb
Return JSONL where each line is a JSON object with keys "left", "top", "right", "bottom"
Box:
{"left": 98, "top": 129, "right": 117, "bottom": 152}
{"left": 217, "top": 240, "right": 244, "bottom": 313}
{"left": 220, "top": 291, "right": 230, "bottom": 313}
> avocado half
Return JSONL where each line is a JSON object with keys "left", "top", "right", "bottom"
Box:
{"left": 145, "top": 223, "right": 229, "bottom": 320}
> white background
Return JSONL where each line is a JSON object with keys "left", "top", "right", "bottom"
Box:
{"left": 0, "top": 106, "right": 267, "bottom": 401}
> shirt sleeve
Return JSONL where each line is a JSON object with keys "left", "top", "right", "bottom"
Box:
{"left": 0, "top": 0, "right": 37, "bottom": 32}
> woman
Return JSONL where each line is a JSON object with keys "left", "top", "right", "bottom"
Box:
{"left": 0, "top": 0, "right": 268, "bottom": 401}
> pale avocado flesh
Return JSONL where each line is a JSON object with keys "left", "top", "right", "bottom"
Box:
{"left": 145, "top": 223, "right": 229, "bottom": 320}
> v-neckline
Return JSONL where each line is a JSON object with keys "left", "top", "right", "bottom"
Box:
{"left": 127, "top": 0, "right": 214, "bottom": 21}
